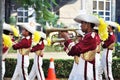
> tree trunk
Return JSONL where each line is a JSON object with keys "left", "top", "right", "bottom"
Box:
{"left": 0, "top": 0, "right": 5, "bottom": 80}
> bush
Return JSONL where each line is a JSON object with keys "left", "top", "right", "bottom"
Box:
{"left": 112, "top": 58, "right": 120, "bottom": 79}
{"left": 5, "top": 58, "right": 120, "bottom": 79}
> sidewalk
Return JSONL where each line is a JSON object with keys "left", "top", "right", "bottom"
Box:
{"left": 6, "top": 52, "right": 73, "bottom": 59}
{"left": 4, "top": 78, "right": 67, "bottom": 80}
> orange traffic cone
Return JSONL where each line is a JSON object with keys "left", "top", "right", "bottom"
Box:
{"left": 46, "top": 58, "right": 59, "bottom": 80}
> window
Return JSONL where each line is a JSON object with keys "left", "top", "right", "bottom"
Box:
{"left": 17, "top": 7, "right": 28, "bottom": 23}
{"left": 99, "top": 1, "right": 104, "bottom": 10}
{"left": 106, "top": 2, "right": 110, "bottom": 10}
{"left": 93, "top": 1, "right": 97, "bottom": 10}
{"left": 93, "top": 0, "right": 111, "bottom": 21}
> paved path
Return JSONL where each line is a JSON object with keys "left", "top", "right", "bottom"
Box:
{"left": 4, "top": 78, "right": 67, "bottom": 80}
{"left": 6, "top": 52, "right": 73, "bottom": 59}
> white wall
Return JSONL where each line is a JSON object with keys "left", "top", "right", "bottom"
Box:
{"left": 58, "top": 0, "right": 93, "bottom": 27}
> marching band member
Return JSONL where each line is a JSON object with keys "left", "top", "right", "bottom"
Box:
{"left": 68, "top": 29, "right": 84, "bottom": 80}
{"left": 100, "top": 21, "right": 116, "bottom": 80}
{"left": 60, "top": 13, "right": 100, "bottom": 80}
{"left": 93, "top": 26, "right": 101, "bottom": 80}
{"left": 2, "top": 22, "right": 19, "bottom": 80}
{"left": 11, "top": 23, "right": 39, "bottom": 80}
{"left": 2, "top": 34, "right": 12, "bottom": 80}
{"left": 29, "top": 32, "right": 46, "bottom": 80}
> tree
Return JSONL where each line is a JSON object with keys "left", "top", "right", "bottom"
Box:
{"left": 17, "top": 0, "right": 57, "bottom": 26}
{"left": 0, "top": 0, "right": 5, "bottom": 80}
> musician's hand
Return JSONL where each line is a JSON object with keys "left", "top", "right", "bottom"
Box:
{"left": 60, "top": 32, "right": 70, "bottom": 40}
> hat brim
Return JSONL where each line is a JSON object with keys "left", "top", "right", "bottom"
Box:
{"left": 106, "top": 21, "right": 117, "bottom": 28}
{"left": 74, "top": 14, "right": 100, "bottom": 26}
{"left": 3, "top": 23, "right": 13, "bottom": 32}
{"left": 17, "top": 23, "right": 36, "bottom": 34}
{"left": 40, "top": 32, "right": 46, "bottom": 39}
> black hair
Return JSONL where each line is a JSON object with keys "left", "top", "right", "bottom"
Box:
{"left": 28, "top": 32, "right": 32, "bottom": 36}
{"left": 3, "top": 30, "right": 13, "bottom": 35}
{"left": 90, "top": 23, "right": 95, "bottom": 29}
{"left": 94, "top": 29, "right": 98, "bottom": 33}
{"left": 40, "top": 38, "right": 44, "bottom": 41}
{"left": 111, "top": 26, "right": 115, "bottom": 30}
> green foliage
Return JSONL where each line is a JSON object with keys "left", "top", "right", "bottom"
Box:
{"left": 5, "top": 58, "right": 17, "bottom": 77}
{"left": 9, "top": 16, "right": 17, "bottom": 25}
{"left": 53, "top": 44, "right": 64, "bottom": 52}
{"left": 114, "top": 42, "right": 120, "bottom": 57}
{"left": 112, "top": 58, "right": 120, "bottom": 79}
{"left": 8, "top": 47, "right": 17, "bottom": 53}
{"left": 44, "top": 46, "right": 57, "bottom": 52}
{"left": 4, "top": 58, "right": 120, "bottom": 79}
{"left": 17, "top": 0, "right": 58, "bottom": 26}
{"left": 54, "top": 59, "right": 73, "bottom": 78}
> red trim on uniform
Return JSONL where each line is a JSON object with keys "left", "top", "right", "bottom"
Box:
{"left": 108, "top": 48, "right": 113, "bottom": 50}
{"left": 93, "top": 63, "right": 96, "bottom": 80}
{"left": 64, "top": 39, "right": 72, "bottom": 48}
{"left": 2, "top": 59, "right": 5, "bottom": 61}
{"left": 37, "top": 56, "right": 43, "bottom": 80}
{"left": 84, "top": 61, "right": 87, "bottom": 80}
{"left": 97, "top": 52, "right": 100, "bottom": 54}
{"left": 22, "top": 55, "right": 26, "bottom": 80}
{"left": 106, "top": 49, "right": 110, "bottom": 80}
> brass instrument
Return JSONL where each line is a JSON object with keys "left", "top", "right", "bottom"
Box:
{"left": 46, "top": 27, "right": 78, "bottom": 44}
{"left": 46, "top": 27, "right": 78, "bottom": 36}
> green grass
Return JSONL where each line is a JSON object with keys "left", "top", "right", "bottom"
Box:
{"left": 8, "top": 47, "right": 17, "bottom": 53}
{"left": 8, "top": 45, "right": 64, "bottom": 53}
{"left": 44, "top": 46, "right": 57, "bottom": 52}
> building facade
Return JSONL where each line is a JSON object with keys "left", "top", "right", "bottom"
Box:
{"left": 5, "top": 0, "right": 119, "bottom": 26}
{"left": 58, "top": 0, "right": 117, "bottom": 26}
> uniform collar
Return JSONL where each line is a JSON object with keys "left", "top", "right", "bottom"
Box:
{"left": 38, "top": 41, "right": 43, "bottom": 45}
{"left": 110, "top": 32, "right": 113, "bottom": 35}
{"left": 22, "top": 36, "right": 31, "bottom": 39}
{"left": 84, "top": 32, "right": 96, "bottom": 38}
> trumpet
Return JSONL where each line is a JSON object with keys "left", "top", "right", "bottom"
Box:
{"left": 46, "top": 27, "right": 78, "bottom": 36}
{"left": 46, "top": 27, "right": 79, "bottom": 44}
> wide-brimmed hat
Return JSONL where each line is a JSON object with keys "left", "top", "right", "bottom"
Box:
{"left": 3, "top": 22, "right": 19, "bottom": 37}
{"left": 40, "top": 32, "right": 46, "bottom": 39}
{"left": 17, "top": 23, "right": 46, "bottom": 43}
{"left": 3, "top": 22, "right": 13, "bottom": 32}
{"left": 106, "top": 21, "right": 117, "bottom": 28}
{"left": 74, "top": 14, "right": 100, "bottom": 26}
{"left": 19, "top": 23, "right": 36, "bottom": 34}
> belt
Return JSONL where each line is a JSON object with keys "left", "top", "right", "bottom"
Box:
{"left": 81, "top": 49, "right": 96, "bottom": 61}
{"left": 19, "top": 48, "right": 30, "bottom": 55}
{"left": 35, "top": 50, "right": 43, "bottom": 56}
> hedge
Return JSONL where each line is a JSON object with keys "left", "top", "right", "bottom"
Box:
{"left": 5, "top": 58, "right": 120, "bottom": 79}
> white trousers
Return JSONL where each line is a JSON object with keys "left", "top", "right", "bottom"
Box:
{"left": 99, "top": 49, "right": 114, "bottom": 80}
{"left": 95, "top": 53, "right": 101, "bottom": 80}
{"left": 68, "top": 61, "right": 80, "bottom": 80}
{"left": 68, "top": 57, "right": 94, "bottom": 80}
{"left": 29, "top": 54, "right": 45, "bottom": 80}
{"left": 2, "top": 61, "right": 5, "bottom": 80}
{"left": 11, "top": 53, "right": 29, "bottom": 80}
